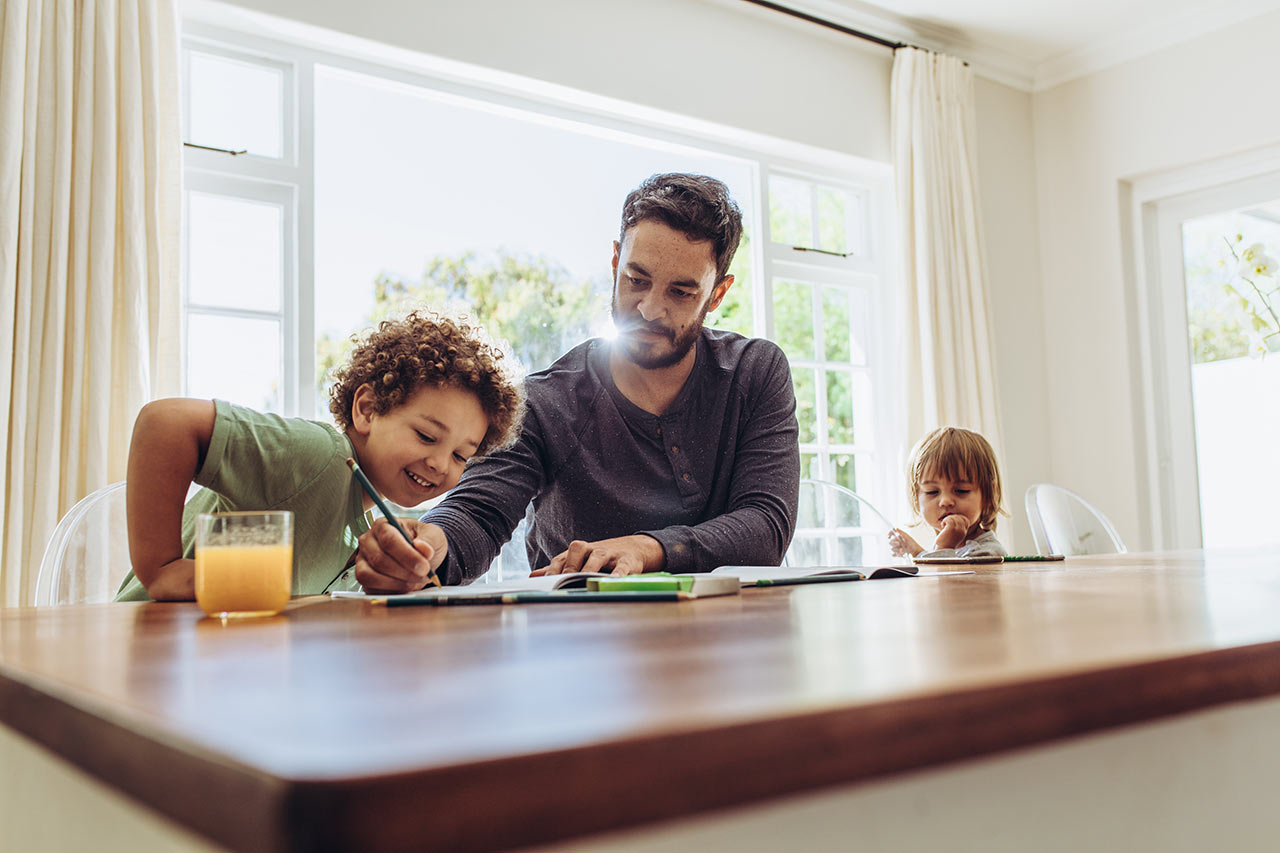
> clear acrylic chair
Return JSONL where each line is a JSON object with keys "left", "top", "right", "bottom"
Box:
{"left": 1024, "top": 483, "right": 1127, "bottom": 556}
{"left": 478, "top": 504, "right": 533, "bottom": 583}
{"left": 786, "top": 479, "right": 909, "bottom": 567}
{"left": 35, "top": 481, "right": 133, "bottom": 605}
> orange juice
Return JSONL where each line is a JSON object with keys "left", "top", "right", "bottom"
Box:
{"left": 195, "top": 544, "right": 293, "bottom": 617}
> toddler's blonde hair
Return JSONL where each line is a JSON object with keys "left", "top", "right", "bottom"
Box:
{"left": 906, "top": 426, "right": 1007, "bottom": 531}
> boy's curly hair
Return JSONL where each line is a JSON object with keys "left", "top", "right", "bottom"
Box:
{"left": 328, "top": 311, "right": 524, "bottom": 456}
{"left": 906, "top": 426, "right": 1008, "bottom": 531}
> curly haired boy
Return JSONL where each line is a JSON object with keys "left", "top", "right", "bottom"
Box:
{"left": 116, "top": 311, "right": 523, "bottom": 601}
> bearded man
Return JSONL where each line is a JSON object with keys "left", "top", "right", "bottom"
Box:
{"left": 355, "top": 173, "right": 799, "bottom": 587}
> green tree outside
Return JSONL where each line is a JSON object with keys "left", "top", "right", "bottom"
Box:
{"left": 317, "top": 228, "right": 758, "bottom": 404}
{"left": 316, "top": 250, "right": 610, "bottom": 397}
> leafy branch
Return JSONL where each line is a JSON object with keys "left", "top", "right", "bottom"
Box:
{"left": 1222, "top": 236, "right": 1280, "bottom": 357}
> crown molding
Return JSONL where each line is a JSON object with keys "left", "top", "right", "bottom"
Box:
{"left": 741, "top": 0, "right": 1037, "bottom": 90}
{"left": 1032, "top": 0, "right": 1280, "bottom": 91}
{"left": 734, "top": 0, "right": 1280, "bottom": 94}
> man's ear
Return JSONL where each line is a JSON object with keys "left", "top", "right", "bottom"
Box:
{"left": 611, "top": 240, "right": 621, "bottom": 279}
{"left": 707, "top": 274, "right": 734, "bottom": 312}
{"left": 350, "top": 384, "right": 377, "bottom": 435}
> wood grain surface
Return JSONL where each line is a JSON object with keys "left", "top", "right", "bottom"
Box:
{"left": 4, "top": 549, "right": 1280, "bottom": 852}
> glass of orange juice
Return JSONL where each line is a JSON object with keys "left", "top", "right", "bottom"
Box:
{"left": 194, "top": 511, "right": 293, "bottom": 618}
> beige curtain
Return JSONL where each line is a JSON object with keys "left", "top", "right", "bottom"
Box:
{"left": 0, "top": 0, "right": 181, "bottom": 607}
{"left": 890, "top": 47, "right": 1004, "bottom": 456}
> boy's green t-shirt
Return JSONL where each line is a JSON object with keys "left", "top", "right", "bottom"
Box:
{"left": 115, "top": 400, "right": 369, "bottom": 601}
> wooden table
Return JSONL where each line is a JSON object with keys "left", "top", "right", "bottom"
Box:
{"left": 4, "top": 550, "right": 1280, "bottom": 852}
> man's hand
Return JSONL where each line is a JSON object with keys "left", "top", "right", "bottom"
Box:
{"left": 531, "top": 535, "right": 665, "bottom": 577}
{"left": 354, "top": 519, "right": 448, "bottom": 593}
{"left": 888, "top": 528, "right": 923, "bottom": 557}
{"left": 934, "top": 514, "right": 970, "bottom": 550}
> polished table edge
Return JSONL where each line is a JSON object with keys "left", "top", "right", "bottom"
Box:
{"left": 4, "top": 631, "right": 1280, "bottom": 853}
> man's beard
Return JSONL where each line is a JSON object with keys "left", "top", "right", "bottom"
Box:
{"left": 611, "top": 287, "right": 711, "bottom": 369}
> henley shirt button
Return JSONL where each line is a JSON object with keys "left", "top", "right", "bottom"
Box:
{"left": 682, "top": 473, "right": 690, "bottom": 481}
{"left": 671, "top": 445, "right": 679, "bottom": 454}
{"left": 656, "top": 427, "right": 662, "bottom": 436}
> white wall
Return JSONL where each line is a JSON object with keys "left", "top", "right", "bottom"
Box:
{"left": 1031, "top": 9, "right": 1280, "bottom": 549}
{"left": 198, "top": 0, "right": 1052, "bottom": 551}
{"left": 206, "top": 0, "right": 892, "bottom": 162}
{"left": 974, "top": 78, "right": 1048, "bottom": 550}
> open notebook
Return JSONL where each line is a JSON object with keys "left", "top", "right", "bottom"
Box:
{"left": 709, "top": 564, "right": 972, "bottom": 586}
{"left": 331, "top": 571, "right": 739, "bottom": 602}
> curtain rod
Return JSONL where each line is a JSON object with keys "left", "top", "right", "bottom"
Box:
{"left": 737, "top": 0, "right": 906, "bottom": 51}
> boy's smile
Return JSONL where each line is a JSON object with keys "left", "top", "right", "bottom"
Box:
{"left": 349, "top": 383, "right": 489, "bottom": 509}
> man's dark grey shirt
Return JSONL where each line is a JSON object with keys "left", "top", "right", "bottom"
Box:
{"left": 422, "top": 328, "right": 800, "bottom": 583}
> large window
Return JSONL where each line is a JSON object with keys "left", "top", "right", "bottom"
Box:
{"left": 179, "top": 20, "right": 898, "bottom": 521}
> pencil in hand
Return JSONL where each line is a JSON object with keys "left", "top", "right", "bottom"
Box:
{"left": 346, "top": 457, "right": 441, "bottom": 588}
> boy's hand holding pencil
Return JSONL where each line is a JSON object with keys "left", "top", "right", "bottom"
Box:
{"left": 347, "top": 457, "right": 447, "bottom": 592}
{"left": 355, "top": 518, "right": 447, "bottom": 593}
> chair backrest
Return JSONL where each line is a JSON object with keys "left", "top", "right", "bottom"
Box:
{"left": 35, "top": 482, "right": 132, "bottom": 605}
{"left": 787, "top": 479, "right": 908, "bottom": 567}
{"left": 1024, "top": 483, "right": 1127, "bottom": 556}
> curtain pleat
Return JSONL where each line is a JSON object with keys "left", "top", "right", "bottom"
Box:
{"left": 0, "top": 0, "right": 180, "bottom": 606}
{"left": 891, "top": 47, "right": 1005, "bottom": 462}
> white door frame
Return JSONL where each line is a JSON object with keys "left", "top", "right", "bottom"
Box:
{"left": 1124, "top": 143, "right": 1280, "bottom": 550}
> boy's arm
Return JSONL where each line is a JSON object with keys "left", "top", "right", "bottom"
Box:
{"left": 126, "top": 399, "right": 216, "bottom": 601}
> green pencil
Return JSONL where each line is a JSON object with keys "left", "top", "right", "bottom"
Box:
{"left": 1001, "top": 554, "right": 1066, "bottom": 562}
{"left": 750, "top": 572, "right": 866, "bottom": 586}
{"left": 375, "top": 590, "right": 693, "bottom": 606}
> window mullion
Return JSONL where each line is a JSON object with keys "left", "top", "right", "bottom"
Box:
{"left": 294, "top": 57, "right": 316, "bottom": 419}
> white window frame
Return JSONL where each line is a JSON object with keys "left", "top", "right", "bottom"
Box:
{"left": 1125, "top": 143, "right": 1280, "bottom": 550}
{"left": 760, "top": 165, "right": 899, "bottom": 513}
{"left": 181, "top": 34, "right": 311, "bottom": 417}
{"left": 179, "top": 12, "right": 898, "bottom": 511}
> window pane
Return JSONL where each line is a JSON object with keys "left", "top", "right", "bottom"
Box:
{"left": 714, "top": 224, "right": 754, "bottom": 335}
{"left": 773, "top": 279, "right": 814, "bottom": 359}
{"left": 822, "top": 286, "right": 852, "bottom": 362}
{"left": 187, "top": 314, "right": 282, "bottom": 412}
{"left": 188, "top": 51, "right": 284, "bottom": 158}
{"left": 816, "top": 186, "right": 847, "bottom": 254}
{"left": 833, "top": 453, "right": 856, "bottom": 492}
{"left": 826, "top": 370, "right": 854, "bottom": 444}
{"left": 188, "top": 192, "right": 282, "bottom": 311}
{"left": 787, "top": 536, "right": 822, "bottom": 566}
{"left": 769, "top": 175, "right": 812, "bottom": 247}
{"left": 836, "top": 537, "right": 863, "bottom": 565}
{"left": 1180, "top": 205, "right": 1280, "bottom": 548}
{"left": 845, "top": 192, "right": 866, "bottom": 258}
{"left": 793, "top": 368, "right": 817, "bottom": 444}
{"left": 312, "top": 66, "right": 756, "bottom": 401}
{"left": 849, "top": 288, "right": 869, "bottom": 366}
{"left": 851, "top": 372, "right": 875, "bottom": 447}
{"left": 799, "top": 452, "right": 816, "bottom": 480}
{"left": 797, "top": 484, "right": 824, "bottom": 528}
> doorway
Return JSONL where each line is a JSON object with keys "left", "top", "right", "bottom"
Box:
{"left": 1178, "top": 204, "right": 1280, "bottom": 547}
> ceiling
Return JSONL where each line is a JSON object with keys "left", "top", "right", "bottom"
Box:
{"left": 771, "top": 0, "right": 1280, "bottom": 90}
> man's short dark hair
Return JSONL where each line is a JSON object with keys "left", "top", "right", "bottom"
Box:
{"left": 619, "top": 173, "right": 744, "bottom": 282}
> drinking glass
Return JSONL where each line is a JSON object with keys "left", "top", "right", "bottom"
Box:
{"left": 194, "top": 511, "right": 293, "bottom": 618}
